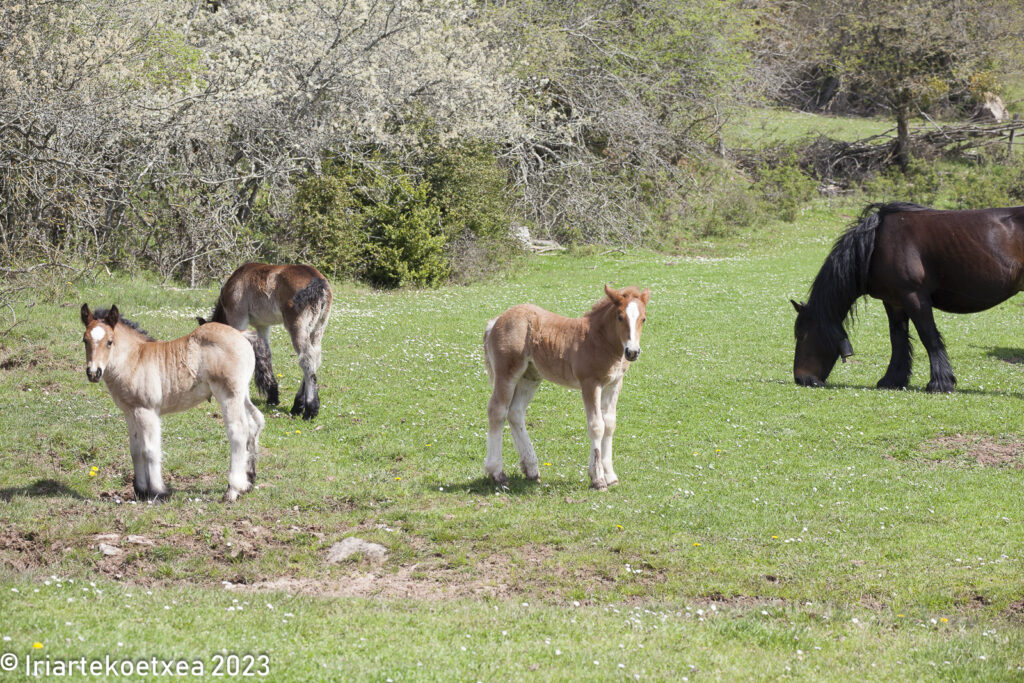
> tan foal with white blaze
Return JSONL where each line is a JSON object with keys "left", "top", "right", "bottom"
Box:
{"left": 81, "top": 304, "right": 265, "bottom": 502}
{"left": 483, "top": 285, "right": 650, "bottom": 490}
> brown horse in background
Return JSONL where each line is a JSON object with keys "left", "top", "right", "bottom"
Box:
{"left": 81, "top": 305, "right": 265, "bottom": 502}
{"left": 793, "top": 203, "right": 1024, "bottom": 391}
{"left": 484, "top": 284, "right": 650, "bottom": 490}
{"left": 202, "top": 263, "right": 332, "bottom": 420}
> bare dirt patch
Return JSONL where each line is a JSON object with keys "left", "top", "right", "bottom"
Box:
{"left": 915, "top": 434, "right": 1024, "bottom": 469}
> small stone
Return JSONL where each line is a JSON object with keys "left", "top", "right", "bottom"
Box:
{"left": 326, "top": 537, "right": 388, "bottom": 565}
{"left": 98, "top": 543, "right": 122, "bottom": 557}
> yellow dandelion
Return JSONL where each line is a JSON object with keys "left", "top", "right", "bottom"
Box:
{"left": 33, "top": 642, "right": 43, "bottom": 649}
{"left": 772, "top": 535, "right": 778, "bottom": 539}
{"left": 896, "top": 614, "right": 904, "bottom": 618}
{"left": 276, "top": 373, "right": 283, "bottom": 378}
{"left": 426, "top": 444, "right": 431, "bottom": 447}
{"left": 395, "top": 476, "right": 401, "bottom": 481}
{"left": 616, "top": 524, "right": 623, "bottom": 530}
{"left": 940, "top": 617, "right": 948, "bottom": 623}
{"left": 543, "top": 462, "right": 552, "bottom": 466}
{"left": 693, "top": 542, "right": 701, "bottom": 547}
{"left": 295, "top": 430, "right": 300, "bottom": 434}
{"left": 89, "top": 471, "right": 97, "bottom": 477}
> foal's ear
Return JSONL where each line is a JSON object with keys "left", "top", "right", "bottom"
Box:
{"left": 640, "top": 287, "right": 650, "bottom": 305}
{"left": 604, "top": 284, "right": 623, "bottom": 303}
{"left": 790, "top": 299, "right": 806, "bottom": 314}
{"left": 80, "top": 303, "right": 93, "bottom": 326}
{"left": 104, "top": 305, "right": 120, "bottom": 327}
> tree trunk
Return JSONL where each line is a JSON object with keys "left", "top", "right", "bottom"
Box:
{"left": 896, "top": 104, "right": 910, "bottom": 173}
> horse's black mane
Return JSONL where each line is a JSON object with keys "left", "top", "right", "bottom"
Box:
{"left": 802, "top": 202, "right": 930, "bottom": 344}
{"left": 93, "top": 307, "right": 156, "bottom": 341}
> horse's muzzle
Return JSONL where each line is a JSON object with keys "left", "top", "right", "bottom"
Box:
{"left": 625, "top": 347, "right": 641, "bottom": 362}
{"left": 86, "top": 368, "right": 102, "bottom": 382}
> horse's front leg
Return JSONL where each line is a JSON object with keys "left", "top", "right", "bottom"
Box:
{"left": 133, "top": 409, "right": 168, "bottom": 501}
{"left": 877, "top": 302, "right": 912, "bottom": 390}
{"left": 124, "top": 411, "right": 149, "bottom": 500}
{"left": 903, "top": 292, "right": 956, "bottom": 392}
{"left": 582, "top": 382, "right": 608, "bottom": 491}
{"left": 599, "top": 377, "right": 623, "bottom": 487}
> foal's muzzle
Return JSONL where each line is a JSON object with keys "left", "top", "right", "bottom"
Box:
{"left": 625, "top": 347, "right": 641, "bottom": 362}
{"left": 86, "top": 368, "right": 102, "bottom": 382}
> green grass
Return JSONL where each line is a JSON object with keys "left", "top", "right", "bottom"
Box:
{"left": 2, "top": 203, "right": 1024, "bottom": 679}
{"left": 723, "top": 107, "right": 894, "bottom": 149}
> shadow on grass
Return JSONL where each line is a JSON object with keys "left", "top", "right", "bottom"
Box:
{"left": 0, "top": 478, "right": 86, "bottom": 502}
{"left": 986, "top": 346, "right": 1024, "bottom": 365}
{"left": 434, "top": 475, "right": 581, "bottom": 496}
{"left": 758, "top": 375, "right": 1024, "bottom": 400}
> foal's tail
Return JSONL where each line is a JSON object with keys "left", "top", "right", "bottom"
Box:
{"left": 241, "top": 330, "right": 276, "bottom": 401}
{"left": 483, "top": 318, "right": 497, "bottom": 388}
{"left": 292, "top": 277, "right": 331, "bottom": 313}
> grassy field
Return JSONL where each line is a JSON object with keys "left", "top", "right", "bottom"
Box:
{"left": 2, "top": 197, "right": 1024, "bottom": 680}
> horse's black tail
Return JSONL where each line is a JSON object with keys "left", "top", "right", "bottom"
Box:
{"left": 241, "top": 329, "right": 279, "bottom": 405}
{"left": 292, "top": 277, "right": 330, "bottom": 313}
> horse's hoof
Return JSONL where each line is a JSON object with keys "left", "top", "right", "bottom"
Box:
{"left": 222, "top": 489, "right": 240, "bottom": 503}
{"left": 592, "top": 480, "right": 609, "bottom": 492}
{"left": 527, "top": 475, "right": 541, "bottom": 484}
{"left": 606, "top": 478, "right": 619, "bottom": 487}
{"left": 876, "top": 378, "right": 908, "bottom": 390}
{"left": 926, "top": 380, "right": 956, "bottom": 393}
{"left": 266, "top": 387, "right": 280, "bottom": 406}
{"left": 491, "top": 471, "right": 509, "bottom": 486}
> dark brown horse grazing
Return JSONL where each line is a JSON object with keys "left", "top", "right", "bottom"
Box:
{"left": 202, "top": 263, "right": 332, "bottom": 420}
{"left": 792, "top": 202, "right": 1024, "bottom": 392}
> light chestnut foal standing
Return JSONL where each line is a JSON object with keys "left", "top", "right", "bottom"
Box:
{"left": 81, "top": 304, "right": 265, "bottom": 502}
{"left": 484, "top": 285, "right": 650, "bottom": 490}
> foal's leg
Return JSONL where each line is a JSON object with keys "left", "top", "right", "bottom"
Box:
{"left": 599, "top": 377, "right": 623, "bottom": 487}
{"left": 902, "top": 292, "right": 956, "bottom": 392}
{"left": 124, "top": 411, "right": 149, "bottom": 499}
{"left": 485, "top": 377, "right": 518, "bottom": 486}
{"left": 581, "top": 381, "right": 608, "bottom": 491}
{"left": 214, "top": 389, "right": 255, "bottom": 502}
{"left": 877, "top": 302, "right": 912, "bottom": 390}
{"left": 286, "top": 313, "right": 321, "bottom": 420}
{"left": 508, "top": 376, "right": 542, "bottom": 482}
{"left": 133, "top": 409, "right": 167, "bottom": 501}
{"left": 243, "top": 396, "right": 265, "bottom": 485}
{"left": 254, "top": 325, "right": 279, "bottom": 405}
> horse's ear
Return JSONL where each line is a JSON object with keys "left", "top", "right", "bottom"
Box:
{"left": 80, "top": 304, "right": 92, "bottom": 326}
{"left": 604, "top": 284, "right": 622, "bottom": 303}
{"left": 790, "top": 299, "right": 806, "bottom": 314}
{"left": 640, "top": 287, "right": 650, "bottom": 305}
{"left": 104, "top": 305, "right": 120, "bottom": 327}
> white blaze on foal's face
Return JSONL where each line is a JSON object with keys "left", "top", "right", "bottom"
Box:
{"left": 83, "top": 323, "right": 113, "bottom": 382}
{"left": 623, "top": 300, "right": 645, "bottom": 361}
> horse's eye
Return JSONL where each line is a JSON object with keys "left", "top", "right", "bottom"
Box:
{"left": 617, "top": 314, "right": 623, "bottom": 321}
{"left": 106, "top": 340, "right": 112, "bottom": 347}
{"left": 642, "top": 317, "right": 647, "bottom": 323}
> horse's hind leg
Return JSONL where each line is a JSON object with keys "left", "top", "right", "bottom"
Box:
{"left": 508, "top": 374, "right": 542, "bottom": 482}
{"left": 903, "top": 293, "right": 956, "bottom": 392}
{"left": 287, "top": 313, "right": 323, "bottom": 420}
{"left": 216, "top": 391, "right": 254, "bottom": 502}
{"left": 244, "top": 396, "right": 265, "bottom": 485}
{"left": 254, "top": 325, "right": 279, "bottom": 405}
{"left": 877, "top": 302, "right": 912, "bottom": 390}
{"left": 485, "top": 377, "right": 518, "bottom": 486}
